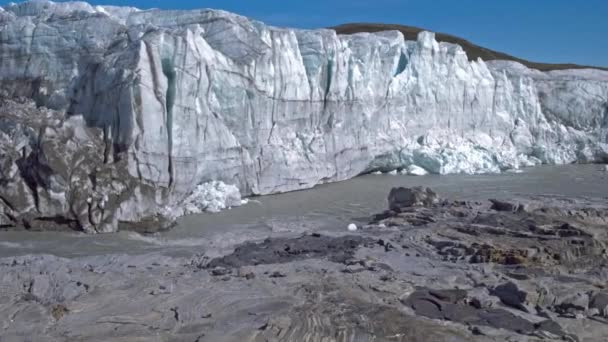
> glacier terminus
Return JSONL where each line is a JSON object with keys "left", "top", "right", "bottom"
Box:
{"left": 1, "top": 0, "right": 607, "bottom": 232}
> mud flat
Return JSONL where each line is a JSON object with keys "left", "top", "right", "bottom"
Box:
{"left": 1, "top": 187, "right": 608, "bottom": 341}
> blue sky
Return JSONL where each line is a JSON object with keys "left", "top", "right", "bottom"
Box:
{"left": 3, "top": 0, "right": 607, "bottom": 67}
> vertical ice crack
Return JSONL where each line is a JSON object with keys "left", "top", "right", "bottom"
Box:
{"left": 602, "top": 103, "right": 608, "bottom": 129}
{"left": 394, "top": 52, "right": 407, "bottom": 77}
{"left": 161, "top": 57, "right": 176, "bottom": 188}
{"left": 323, "top": 59, "right": 333, "bottom": 109}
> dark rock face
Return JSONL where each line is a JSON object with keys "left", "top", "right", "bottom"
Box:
{"left": 206, "top": 234, "right": 374, "bottom": 269}
{"left": 387, "top": 186, "right": 440, "bottom": 211}
{"left": 0, "top": 98, "right": 174, "bottom": 233}
{"left": 590, "top": 292, "right": 608, "bottom": 317}
{"left": 491, "top": 282, "right": 528, "bottom": 312}
{"left": 403, "top": 288, "right": 565, "bottom": 337}
{"left": 489, "top": 199, "right": 524, "bottom": 212}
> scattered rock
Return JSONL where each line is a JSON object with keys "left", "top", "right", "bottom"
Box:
{"left": 429, "top": 289, "right": 467, "bottom": 303}
{"left": 589, "top": 292, "right": 608, "bottom": 317}
{"left": 587, "top": 308, "right": 600, "bottom": 317}
{"left": 51, "top": 304, "right": 69, "bottom": 321}
{"left": 387, "top": 186, "right": 439, "bottom": 211}
{"left": 237, "top": 268, "right": 256, "bottom": 280}
{"left": 342, "top": 265, "right": 366, "bottom": 274}
{"left": 210, "top": 267, "right": 231, "bottom": 276}
{"left": 491, "top": 282, "right": 529, "bottom": 312}
{"left": 554, "top": 293, "right": 589, "bottom": 316}
{"left": 534, "top": 320, "right": 565, "bottom": 337}
{"left": 470, "top": 245, "right": 529, "bottom": 265}
{"left": 403, "top": 288, "right": 565, "bottom": 337}
{"left": 489, "top": 199, "right": 524, "bottom": 212}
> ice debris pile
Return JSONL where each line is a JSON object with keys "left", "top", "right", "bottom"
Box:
{"left": 178, "top": 181, "right": 247, "bottom": 216}
{"left": 0, "top": 0, "right": 607, "bottom": 232}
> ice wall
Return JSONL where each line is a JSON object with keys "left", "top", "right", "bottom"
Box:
{"left": 1, "top": 1, "right": 607, "bottom": 232}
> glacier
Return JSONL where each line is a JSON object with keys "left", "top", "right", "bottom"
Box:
{"left": 1, "top": 0, "right": 607, "bottom": 232}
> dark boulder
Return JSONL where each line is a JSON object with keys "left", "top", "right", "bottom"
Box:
{"left": 388, "top": 186, "right": 439, "bottom": 211}
{"left": 490, "top": 282, "right": 529, "bottom": 312}
{"left": 489, "top": 199, "right": 524, "bottom": 212}
{"left": 589, "top": 292, "right": 608, "bottom": 317}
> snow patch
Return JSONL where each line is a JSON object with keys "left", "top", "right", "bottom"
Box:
{"left": 506, "top": 169, "right": 524, "bottom": 174}
{"left": 405, "top": 165, "right": 429, "bottom": 176}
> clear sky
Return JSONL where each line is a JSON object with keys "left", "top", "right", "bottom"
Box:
{"left": 2, "top": 0, "right": 607, "bottom": 67}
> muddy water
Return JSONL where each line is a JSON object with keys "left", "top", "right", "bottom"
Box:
{"left": 1, "top": 165, "right": 607, "bottom": 258}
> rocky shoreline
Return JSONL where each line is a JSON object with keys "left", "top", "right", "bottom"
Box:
{"left": 1, "top": 187, "right": 607, "bottom": 341}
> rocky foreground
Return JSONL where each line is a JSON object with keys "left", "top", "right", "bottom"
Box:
{"left": 1, "top": 187, "right": 608, "bottom": 341}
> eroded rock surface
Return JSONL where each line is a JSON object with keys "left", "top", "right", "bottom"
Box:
{"left": 403, "top": 287, "right": 568, "bottom": 338}
{"left": 205, "top": 234, "right": 374, "bottom": 268}
{"left": 0, "top": 97, "right": 181, "bottom": 233}
{"left": 2, "top": 187, "right": 608, "bottom": 341}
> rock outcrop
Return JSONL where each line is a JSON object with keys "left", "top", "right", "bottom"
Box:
{"left": 388, "top": 186, "right": 439, "bottom": 210}
{"left": 1, "top": 0, "right": 608, "bottom": 232}
{"left": 0, "top": 97, "right": 243, "bottom": 233}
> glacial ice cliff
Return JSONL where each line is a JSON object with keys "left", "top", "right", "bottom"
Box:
{"left": 1, "top": 0, "right": 607, "bottom": 232}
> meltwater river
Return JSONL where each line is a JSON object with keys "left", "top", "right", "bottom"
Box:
{"left": 1, "top": 164, "right": 607, "bottom": 258}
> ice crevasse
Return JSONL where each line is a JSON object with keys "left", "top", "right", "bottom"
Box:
{"left": 0, "top": 1, "right": 607, "bottom": 232}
